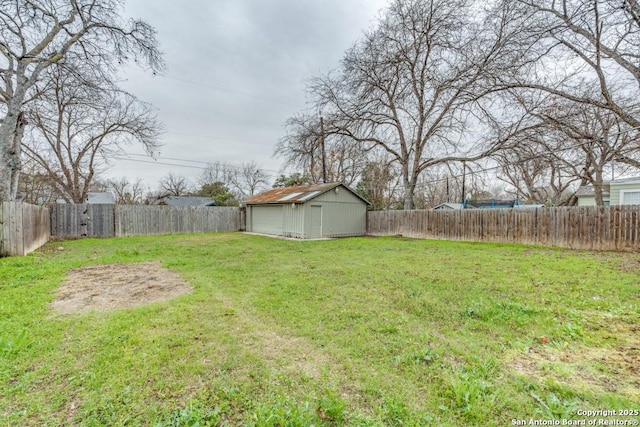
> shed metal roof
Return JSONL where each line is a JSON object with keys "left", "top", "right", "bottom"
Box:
{"left": 245, "top": 182, "right": 369, "bottom": 205}
{"left": 86, "top": 192, "right": 116, "bottom": 204}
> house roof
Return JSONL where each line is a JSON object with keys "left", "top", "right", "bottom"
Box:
{"left": 151, "top": 196, "right": 216, "bottom": 207}
{"left": 245, "top": 182, "right": 369, "bottom": 205}
{"left": 432, "top": 202, "right": 463, "bottom": 210}
{"left": 603, "top": 176, "right": 640, "bottom": 185}
{"left": 467, "top": 199, "right": 519, "bottom": 209}
{"left": 575, "top": 185, "right": 610, "bottom": 197}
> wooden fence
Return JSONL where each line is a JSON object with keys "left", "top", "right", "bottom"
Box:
{"left": 367, "top": 206, "right": 640, "bottom": 251}
{"left": 0, "top": 202, "right": 50, "bottom": 256}
{"left": 115, "top": 205, "right": 240, "bottom": 236}
{"left": 50, "top": 204, "right": 241, "bottom": 238}
{"left": 50, "top": 204, "right": 115, "bottom": 239}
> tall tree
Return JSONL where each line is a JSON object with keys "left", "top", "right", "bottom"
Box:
{"left": 0, "top": 0, "right": 163, "bottom": 201}
{"left": 305, "top": 0, "right": 525, "bottom": 209}
{"left": 276, "top": 113, "right": 368, "bottom": 186}
{"left": 22, "top": 66, "right": 161, "bottom": 203}
{"left": 497, "top": 93, "right": 640, "bottom": 206}
{"left": 503, "top": 0, "right": 640, "bottom": 128}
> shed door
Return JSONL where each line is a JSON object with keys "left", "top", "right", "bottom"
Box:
{"left": 251, "top": 205, "right": 283, "bottom": 235}
{"left": 309, "top": 205, "right": 322, "bottom": 238}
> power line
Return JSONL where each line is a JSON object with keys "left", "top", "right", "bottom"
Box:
{"left": 162, "top": 75, "right": 300, "bottom": 108}
{"left": 113, "top": 153, "right": 282, "bottom": 174}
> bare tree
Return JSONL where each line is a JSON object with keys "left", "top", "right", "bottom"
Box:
{"left": 356, "top": 157, "right": 400, "bottom": 210}
{"left": 159, "top": 172, "right": 192, "bottom": 196}
{"left": 496, "top": 142, "right": 580, "bottom": 206}
{"left": 304, "top": 0, "right": 529, "bottom": 209}
{"left": 107, "top": 176, "right": 147, "bottom": 204}
{"left": 197, "top": 162, "right": 236, "bottom": 189}
{"left": 21, "top": 66, "right": 161, "bottom": 203}
{"left": 232, "top": 161, "right": 269, "bottom": 197}
{"left": 412, "top": 164, "right": 466, "bottom": 208}
{"left": 0, "top": 0, "right": 163, "bottom": 201}
{"left": 495, "top": 96, "right": 640, "bottom": 206}
{"left": 276, "top": 113, "right": 368, "bottom": 186}
{"left": 17, "top": 157, "right": 58, "bottom": 205}
{"left": 503, "top": 0, "right": 640, "bottom": 128}
{"left": 197, "top": 160, "right": 269, "bottom": 199}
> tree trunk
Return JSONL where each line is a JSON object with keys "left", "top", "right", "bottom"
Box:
{"left": 403, "top": 179, "right": 416, "bottom": 210}
{"left": 9, "top": 113, "right": 26, "bottom": 201}
{"left": 0, "top": 111, "right": 21, "bottom": 201}
{"left": 0, "top": 77, "right": 28, "bottom": 202}
{"left": 593, "top": 170, "right": 605, "bottom": 207}
{"left": 0, "top": 120, "right": 12, "bottom": 201}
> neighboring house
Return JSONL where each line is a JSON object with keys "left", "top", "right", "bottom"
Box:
{"left": 466, "top": 199, "right": 520, "bottom": 209}
{"left": 85, "top": 192, "right": 116, "bottom": 204}
{"left": 576, "top": 176, "right": 640, "bottom": 206}
{"left": 432, "top": 202, "right": 463, "bottom": 210}
{"left": 432, "top": 200, "right": 543, "bottom": 210}
{"left": 244, "top": 182, "right": 369, "bottom": 239}
{"left": 149, "top": 196, "right": 216, "bottom": 207}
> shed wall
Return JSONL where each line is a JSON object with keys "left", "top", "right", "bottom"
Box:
{"left": 308, "top": 201, "right": 366, "bottom": 237}
{"left": 311, "top": 187, "right": 367, "bottom": 237}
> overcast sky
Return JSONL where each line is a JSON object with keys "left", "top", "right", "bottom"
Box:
{"left": 107, "top": 0, "right": 389, "bottom": 192}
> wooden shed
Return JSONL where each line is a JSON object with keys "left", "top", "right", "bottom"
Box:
{"left": 244, "top": 183, "right": 369, "bottom": 239}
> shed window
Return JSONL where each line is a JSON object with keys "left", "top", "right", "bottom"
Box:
{"left": 621, "top": 190, "right": 640, "bottom": 205}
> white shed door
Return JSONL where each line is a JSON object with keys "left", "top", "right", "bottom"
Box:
{"left": 309, "top": 205, "right": 322, "bottom": 238}
{"left": 251, "top": 205, "right": 283, "bottom": 235}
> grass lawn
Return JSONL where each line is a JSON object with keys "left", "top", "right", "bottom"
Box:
{"left": 1, "top": 233, "right": 638, "bottom": 426}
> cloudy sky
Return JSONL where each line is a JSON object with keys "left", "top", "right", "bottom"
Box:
{"left": 108, "top": 0, "right": 389, "bottom": 191}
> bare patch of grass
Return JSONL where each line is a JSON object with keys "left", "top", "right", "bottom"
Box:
{"left": 508, "top": 321, "right": 640, "bottom": 399}
{"left": 50, "top": 262, "right": 193, "bottom": 314}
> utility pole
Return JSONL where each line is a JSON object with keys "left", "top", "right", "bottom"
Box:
{"left": 446, "top": 176, "right": 450, "bottom": 203}
{"left": 611, "top": 159, "right": 615, "bottom": 181}
{"left": 461, "top": 161, "right": 466, "bottom": 205}
{"left": 320, "top": 115, "right": 327, "bottom": 184}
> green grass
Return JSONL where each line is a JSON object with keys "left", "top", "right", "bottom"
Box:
{"left": 1, "top": 234, "right": 638, "bottom": 426}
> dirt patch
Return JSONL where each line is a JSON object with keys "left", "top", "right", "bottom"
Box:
{"left": 507, "top": 329, "right": 640, "bottom": 399}
{"left": 50, "top": 262, "right": 193, "bottom": 314}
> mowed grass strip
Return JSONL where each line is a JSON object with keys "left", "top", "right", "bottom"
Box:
{"left": 0, "top": 234, "right": 638, "bottom": 426}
